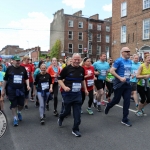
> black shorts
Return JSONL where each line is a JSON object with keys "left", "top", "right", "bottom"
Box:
{"left": 24, "top": 83, "right": 29, "bottom": 99}
{"left": 0, "top": 90, "right": 1, "bottom": 97}
{"left": 7, "top": 86, "right": 25, "bottom": 109}
{"left": 130, "top": 82, "right": 137, "bottom": 91}
{"left": 94, "top": 80, "right": 105, "bottom": 90}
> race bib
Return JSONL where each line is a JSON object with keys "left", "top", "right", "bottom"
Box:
{"left": 13, "top": 75, "right": 22, "bottom": 84}
{"left": 133, "top": 70, "right": 138, "bottom": 75}
{"left": 87, "top": 80, "right": 94, "bottom": 87}
{"left": 101, "top": 70, "right": 106, "bottom": 76}
{"left": 41, "top": 82, "right": 49, "bottom": 90}
{"left": 124, "top": 65, "right": 131, "bottom": 79}
{"left": 72, "top": 83, "right": 81, "bottom": 92}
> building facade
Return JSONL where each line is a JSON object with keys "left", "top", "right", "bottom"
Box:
{"left": 112, "top": 0, "right": 150, "bottom": 59}
{"left": 50, "top": 9, "right": 112, "bottom": 61}
{"left": 0, "top": 45, "right": 24, "bottom": 55}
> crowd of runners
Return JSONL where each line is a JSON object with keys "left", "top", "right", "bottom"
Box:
{"left": 0, "top": 46, "right": 150, "bottom": 137}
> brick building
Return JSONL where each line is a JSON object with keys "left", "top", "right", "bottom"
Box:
{"left": 112, "top": 0, "right": 150, "bottom": 60}
{"left": 50, "top": 9, "right": 112, "bottom": 61}
{"left": 0, "top": 45, "right": 24, "bottom": 55}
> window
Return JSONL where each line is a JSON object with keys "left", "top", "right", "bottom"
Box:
{"left": 143, "top": 18, "right": 150, "bottom": 39}
{"left": 78, "top": 22, "right": 83, "bottom": 28}
{"left": 97, "top": 45, "right": 101, "bottom": 55}
{"left": 68, "top": 20, "right": 73, "bottom": 27}
{"left": 106, "top": 26, "right": 110, "bottom": 32}
{"left": 106, "top": 46, "right": 109, "bottom": 52}
{"left": 88, "top": 24, "right": 93, "bottom": 29}
{"left": 78, "top": 44, "right": 83, "bottom": 54}
{"left": 68, "top": 31, "right": 73, "bottom": 40}
{"left": 97, "top": 24, "right": 101, "bottom": 30}
{"left": 97, "top": 34, "right": 101, "bottom": 42}
{"left": 143, "top": 0, "right": 150, "bottom": 9}
{"left": 68, "top": 44, "right": 73, "bottom": 53}
{"left": 78, "top": 32, "right": 83, "bottom": 40}
{"left": 121, "top": 25, "right": 127, "bottom": 43}
{"left": 88, "top": 42, "right": 92, "bottom": 54}
{"left": 106, "top": 35, "right": 110, "bottom": 43}
{"left": 121, "top": 2, "right": 127, "bottom": 17}
{"left": 89, "top": 33, "right": 92, "bottom": 41}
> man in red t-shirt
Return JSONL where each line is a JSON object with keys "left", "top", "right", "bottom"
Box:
{"left": 21, "top": 56, "right": 34, "bottom": 110}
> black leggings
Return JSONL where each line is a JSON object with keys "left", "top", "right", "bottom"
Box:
{"left": 105, "top": 81, "right": 113, "bottom": 97}
{"left": 53, "top": 82, "right": 58, "bottom": 110}
{"left": 81, "top": 89, "right": 93, "bottom": 108}
{"left": 137, "top": 85, "right": 150, "bottom": 104}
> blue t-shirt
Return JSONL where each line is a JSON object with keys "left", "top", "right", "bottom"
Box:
{"left": 113, "top": 57, "right": 132, "bottom": 82}
{"left": 34, "top": 68, "right": 40, "bottom": 79}
{"left": 93, "top": 60, "right": 110, "bottom": 80}
{"left": 45, "top": 61, "right": 51, "bottom": 69}
{"left": 130, "top": 62, "right": 141, "bottom": 83}
{"left": 0, "top": 72, "right": 3, "bottom": 90}
{"left": 34, "top": 61, "right": 39, "bottom": 68}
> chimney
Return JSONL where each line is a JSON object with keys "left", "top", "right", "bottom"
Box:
{"left": 73, "top": 10, "right": 82, "bottom": 17}
{"left": 89, "top": 14, "right": 99, "bottom": 20}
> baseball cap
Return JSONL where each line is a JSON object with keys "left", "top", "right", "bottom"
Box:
{"left": 13, "top": 55, "right": 21, "bottom": 61}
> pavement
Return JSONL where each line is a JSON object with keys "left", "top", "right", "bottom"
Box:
{"left": 1, "top": 93, "right": 150, "bottom": 150}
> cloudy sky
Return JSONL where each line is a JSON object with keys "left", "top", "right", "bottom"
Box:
{"left": 0, "top": 0, "right": 112, "bottom": 51}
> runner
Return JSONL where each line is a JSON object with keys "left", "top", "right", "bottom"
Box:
{"left": 81, "top": 57, "right": 95, "bottom": 115}
{"left": 57, "top": 53, "right": 88, "bottom": 137}
{"left": 45, "top": 56, "right": 51, "bottom": 69}
{"left": 130, "top": 54, "right": 140, "bottom": 109}
{"left": 47, "top": 57, "right": 61, "bottom": 116}
{"left": 93, "top": 53, "right": 110, "bottom": 111}
{"left": 0, "top": 58, "right": 7, "bottom": 72}
{"left": 33, "top": 64, "right": 53, "bottom": 125}
{"left": 104, "top": 47, "right": 132, "bottom": 127}
{"left": 1, "top": 56, "right": 30, "bottom": 126}
{"left": 21, "top": 56, "right": 34, "bottom": 109}
{"left": 105, "top": 62, "right": 114, "bottom": 102}
{"left": 135, "top": 54, "right": 150, "bottom": 116}
{"left": 34, "top": 61, "right": 45, "bottom": 107}
{"left": 0, "top": 66, "right": 4, "bottom": 111}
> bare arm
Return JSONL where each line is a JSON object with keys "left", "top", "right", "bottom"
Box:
{"left": 58, "top": 80, "right": 70, "bottom": 92}
{"left": 110, "top": 67, "right": 126, "bottom": 82}
{"left": 136, "top": 66, "right": 150, "bottom": 79}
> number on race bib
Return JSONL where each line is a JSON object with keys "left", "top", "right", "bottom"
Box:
{"left": 41, "top": 82, "right": 49, "bottom": 90}
{"left": 87, "top": 80, "right": 94, "bottom": 87}
{"left": 72, "top": 83, "right": 81, "bottom": 92}
{"left": 13, "top": 75, "right": 22, "bottom": 84}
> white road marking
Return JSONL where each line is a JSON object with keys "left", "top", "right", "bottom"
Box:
{"left": 103, "top": 100, "right": 137, "bottom": 113}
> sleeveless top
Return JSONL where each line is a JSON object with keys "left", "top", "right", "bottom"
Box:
{"left": 137, "top": 63, "right": 150, "bottom": 86}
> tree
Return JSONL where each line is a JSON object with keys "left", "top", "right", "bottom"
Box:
{"left": 49, "top": 40, "right": 61, "bottom": 59}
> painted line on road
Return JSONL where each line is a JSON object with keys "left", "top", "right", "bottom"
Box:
{"left": 103, "top": 100, "right": 137, "bottom": 113}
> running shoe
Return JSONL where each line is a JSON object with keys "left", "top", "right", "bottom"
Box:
{"left": 86, "top": 108, "right": 94, "bottom": 115}
{"left": 14, "top": 119, "right": 19, "bottom": 127}
{"left": 57, "top": 118, "right": 63, "bottom": 127}
{"left": 40, "top": 118, "right": 45, "bottom": 125}
{"left": 135, "top": 111, "right": 143, "bottom": 117}
{"left": 97, "top": 105, "right": 102, "bottom": 112}
{"left": 141, "top": 109, "right": 147, "bottom": 116}
{"left": 24, "top": 105, "right": 28, "bottom": 110}
{"left": 121, "top": 120, "right": 132, "bottom": 127}
{"left": 46, "top": 104, "right": 49, "bottom": 111}
{"left": 53, "top": 110, "right": 59, "bottom": 116}
{"left": 18, "top": 113, "right": 22, "bottom": 121}
{"left": 72, "top": 130, "right": 81, "bottom": 137}
{"left": 93, "top": 102, "right": 97, "bottom": 108}
{"left": 101, "top": 101, "right": 106, "bottom": 106}
{"left": 104, "top": 104, "right": 109, "bottom": 115}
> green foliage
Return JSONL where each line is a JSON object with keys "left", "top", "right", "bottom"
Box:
{"left": 48, "top": 40, "right": 61, "bottom": 59}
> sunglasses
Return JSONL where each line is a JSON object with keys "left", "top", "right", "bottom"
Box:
{"left": 124, "top": 51, "right": 130, "bottom": 53}
{"left": 109, "top": 60, "right": 113, "bottom": 61}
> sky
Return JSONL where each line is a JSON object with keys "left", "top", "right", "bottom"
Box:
{"left": 0, "top": 0, "right": 112, "bottom": 51}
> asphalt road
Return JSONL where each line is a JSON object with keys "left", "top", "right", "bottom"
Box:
{"left": 1, "top": 92, "right": 150, "bottom": 150}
